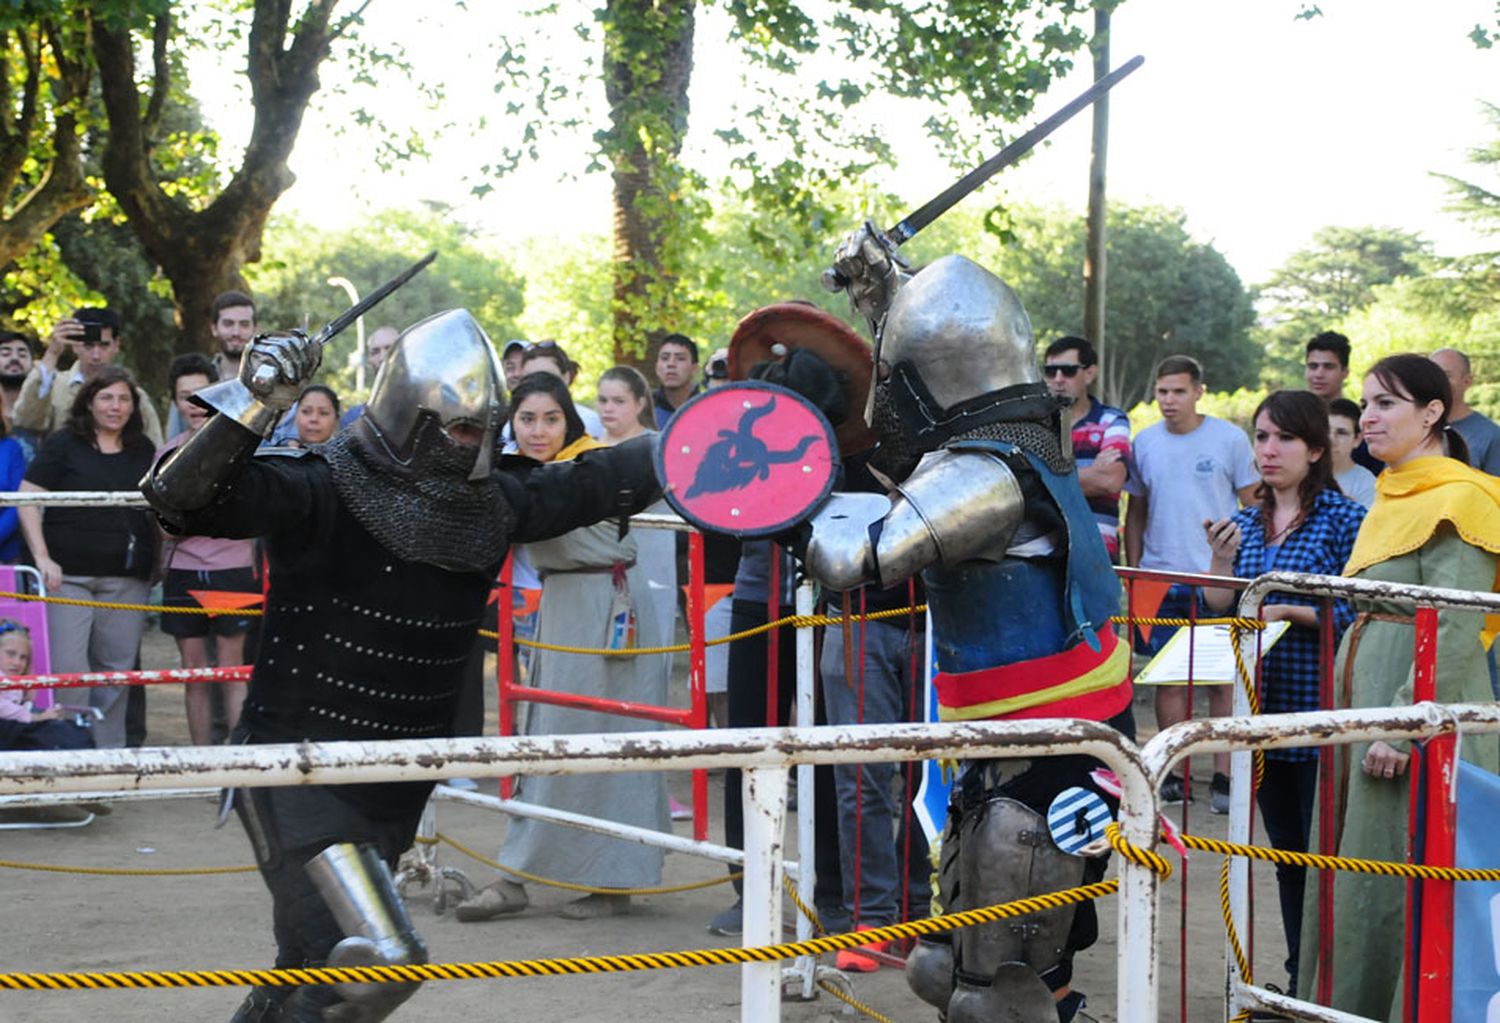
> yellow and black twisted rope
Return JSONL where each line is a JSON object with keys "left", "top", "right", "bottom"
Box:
{"left": 1104, "top": 822, "right": 1174, "bottom": 879}
{"left": 0, "top": 881, "right": 1119, "bottom": 991}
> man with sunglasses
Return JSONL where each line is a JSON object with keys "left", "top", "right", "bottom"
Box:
{"left": 1043, "top": 336, "right": 1132, "bottom": 562}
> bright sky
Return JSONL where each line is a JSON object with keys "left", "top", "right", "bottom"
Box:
{"left": 201, "top": 0, "right": 1499, "bottom": 286}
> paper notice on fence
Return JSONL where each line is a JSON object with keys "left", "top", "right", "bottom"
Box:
{"left": 1134, "top": 620, "right": 1291, "bottom": 686}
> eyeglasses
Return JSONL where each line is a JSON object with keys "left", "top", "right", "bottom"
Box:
{"left": 1043, "top": 364, "right": 1085, "bottom": 378}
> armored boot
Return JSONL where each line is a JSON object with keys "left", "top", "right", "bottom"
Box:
{"left": 297, "top": 843, "right": 429, "bottom": 1022}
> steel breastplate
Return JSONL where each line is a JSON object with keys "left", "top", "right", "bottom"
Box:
{"left": 924, "top": 443, "right": 1120, "bottom": 674}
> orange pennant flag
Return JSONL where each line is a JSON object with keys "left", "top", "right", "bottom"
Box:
{"left": 187, "top": 590, "right": 265, "bottom": 614}
{"left": 681, "top": 583, "right": 735, "bottom": 612}
{"left": 1126, "top": 578, "right": 1174, "bottom": 645}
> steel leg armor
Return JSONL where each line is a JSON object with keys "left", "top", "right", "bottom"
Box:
{"left": 911, "top": 793, "right": 1085, "bottom": 1023}
{"left": 250, "top": 843, "right": 429, "bottom": 1023}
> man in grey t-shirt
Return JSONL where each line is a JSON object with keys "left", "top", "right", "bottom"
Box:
{"left": 1431, "top": 348, "right": 1500, "bottom": 474}
{"left": 1124, "top": 355, "right": 1257, "bottom": 808}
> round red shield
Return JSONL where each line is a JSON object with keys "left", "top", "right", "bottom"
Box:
{"left": 657, "top": 382, "right": 838, "bottom": 538}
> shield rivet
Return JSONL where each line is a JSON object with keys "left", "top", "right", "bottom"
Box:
{"left": 680, "top": 445, "right": 691, "bottom": 455}
{"left": 730, "top": 508, "right": 741, "bottom": 517}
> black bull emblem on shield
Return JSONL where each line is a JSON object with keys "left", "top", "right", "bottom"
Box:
{"left": 683, "top": 397, "right": 819, "bottom": 500}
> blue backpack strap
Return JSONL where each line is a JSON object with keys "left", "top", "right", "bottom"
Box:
{"left": 947, "top": 438, "right": 1119, "bottom": 647}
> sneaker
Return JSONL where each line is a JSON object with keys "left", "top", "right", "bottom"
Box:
{"left": 668, "top": 795, "right": 692, "bottom": 821}
{"left": 814, "top": 902, "right": 850, "bottom": 935}
{"left": 707, "top": 898, "right": 743, "bottom": 936}
{"left": 1159, "top": 774, "right": 1190, "bottom": 805}
{"left": 834, "top": 926, "right": 889, "bottom": 973}
{"left": 1210, "top": 773, "right": 1231, "bottom": 815}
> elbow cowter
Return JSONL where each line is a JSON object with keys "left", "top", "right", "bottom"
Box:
{"left": 140, "top": 413, "right": 265, "bottom": 530}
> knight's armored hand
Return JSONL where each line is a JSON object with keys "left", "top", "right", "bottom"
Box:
{"left": 242, "top": 331, "right": 321, "bottom": 412}
{"left": 821, "top": 221, "right": 912, "bottom": 335}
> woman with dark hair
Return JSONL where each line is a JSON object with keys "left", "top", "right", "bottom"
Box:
{"left": 596, "top": 366, "right": 656, "bottom": 438}
{"left": 1201, "top": 390, "right": 1365, "bottom": 996}
{"left": 291, "top": 384, "right": 340, "bottom": 447}
{"left": 457, "top": 369, "right": 669, "bottom": 922}
{"left": 17, "top": 365, "right": 156, "bottom": 747}
{"left": 1297, "top": 354, "right": 1500, "bottom": 1017}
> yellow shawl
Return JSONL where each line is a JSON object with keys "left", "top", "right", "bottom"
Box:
{"left": 551, "top": 433, "right": 607, "bottom": 463}
{"left": 1344, "top": 456, "right": 1500, "bottom": 647}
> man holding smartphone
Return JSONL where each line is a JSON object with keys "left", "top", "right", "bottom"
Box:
{"left": 12, "top": 307, "right": 163, "bottom": 445}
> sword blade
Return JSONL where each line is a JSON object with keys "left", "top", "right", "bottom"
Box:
{"left": 887, "top": 55, "right": 1144, "bottom": 245}
{"left": 311, "top": 250, "right": 437, "bottom": 347}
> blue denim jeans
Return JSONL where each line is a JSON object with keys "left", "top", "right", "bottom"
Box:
{"left": 820, "top": 614, "right": 931, "bottom": 925}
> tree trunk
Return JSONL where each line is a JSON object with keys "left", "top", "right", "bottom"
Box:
{"left": 1083, "top": 5, "right": 1111, "bottom": 404}
{"left": 604, "top": 0, "right": 696, "bottom": 367}
{"left": 92, "top": 2, "right": 338, "bottom": 349}
{"left": 0, "top": 24, "right": 94, "bottom": 270}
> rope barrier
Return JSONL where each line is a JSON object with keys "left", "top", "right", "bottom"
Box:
{"left": 1220, "top": 856, "right": 1255, "bottom": 1023}
{"left": 0, "top": 591, "right": 260, "bottom": 616}
{"left": 0, "top": 587, "right": 1267, "bottom": 659}
{"left": 1177, "top": 830, "right": 1500, "bottom": 882}
{"left": 1104, "top": 823, "right": 1174, "bottom": 879}
{"left": 817, "top": 979, "right": 897, "bottom": 1023}
{"left": 1228, "top": 621, "right": 1268, "bottom": 787}
{"left": 1106, "top": 820, "right": 1500, "bottom": 1022}
{"left": 0, "top": 857, "right": 257, "bottom": 877}
{"left": 0, "top": 881, "right": 1120, "bottom": 991}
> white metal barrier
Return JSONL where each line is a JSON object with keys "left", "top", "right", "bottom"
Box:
{"left": 9, "top": 706, "right": 1500, "bottom": 1020}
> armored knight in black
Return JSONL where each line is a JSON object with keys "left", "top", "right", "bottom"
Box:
{"left": 142, "top": 310, "right": 658, "bottom": 1023}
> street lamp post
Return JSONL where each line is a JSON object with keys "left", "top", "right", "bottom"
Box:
{"left": 327, "top": 275, "right": 366, "bottom": 392}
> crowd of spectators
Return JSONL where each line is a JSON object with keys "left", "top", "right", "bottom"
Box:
{"left": 0, "top": 291, "right": 1496, "bottom": 991}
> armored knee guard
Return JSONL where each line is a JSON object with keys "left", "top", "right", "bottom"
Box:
{"left": 950, "top": 797, "right": 1085, "bottom": 1023}
{"left": 907, "top": 805, "right": 963, "bottom": 1010}
{"left": 298, "top": 843, "right": 429, "bottom": 1022}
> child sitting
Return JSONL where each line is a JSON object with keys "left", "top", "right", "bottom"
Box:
{"left": 0, "top": 619, "right": 93, "bottom": 751}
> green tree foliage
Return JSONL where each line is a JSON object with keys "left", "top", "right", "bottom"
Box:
{"left": 0, "top": 15, "right": 93, "bottom": 270}
{"left": 1338, "top": 276, "right": 1500, "bottom": 419}
{"left": 915, "top": 202, "right": 1256, "bottom": 409}
{"left": 1255, "top": 225, "right": 1431, "bottom": 386}
{"left": 486, "top": 0, "right": 1108, "bottom": 362}
{"left": 246, "top": 208, "right": 525, "bottom": 404}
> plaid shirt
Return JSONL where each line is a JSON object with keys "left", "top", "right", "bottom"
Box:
{"left": 1232, "top": 488, "right": 1366, "bottom": 762}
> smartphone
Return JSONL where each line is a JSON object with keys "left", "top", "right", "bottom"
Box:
{"left": 79, "top": 322, "right": 103, "bottom": 344}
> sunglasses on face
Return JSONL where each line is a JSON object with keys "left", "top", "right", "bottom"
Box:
{"left": 1043, "top": 364, "right": 1085, "bottom": 378}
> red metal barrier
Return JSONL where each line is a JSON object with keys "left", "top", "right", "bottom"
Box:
{"left": 495, "top": 532, "right": 711, "bottom": 838}
{"left": 0, "top": 666, "right": 252, "bottom": 689}
{"left": 686, "top": 532, "right": 708, "bottom": 842}
{"left": 1412, "top": 606, "right": 1454, "bottom": 1023}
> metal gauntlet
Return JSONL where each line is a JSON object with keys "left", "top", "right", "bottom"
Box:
{"left": 804, "top": 449, "right": 1024, "bottom": 590}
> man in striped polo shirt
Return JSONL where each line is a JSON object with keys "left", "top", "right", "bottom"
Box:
{"left": 1043, "top": 336, "right": 1132, "bottom": 562}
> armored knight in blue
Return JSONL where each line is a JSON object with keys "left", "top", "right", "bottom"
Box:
{"left": 803, "top": 228, "right": 1134, "bottom": 1022}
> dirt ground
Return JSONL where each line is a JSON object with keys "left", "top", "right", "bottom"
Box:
{"left": 0, "top": 625, "right": 1295, "bottom": 1023}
